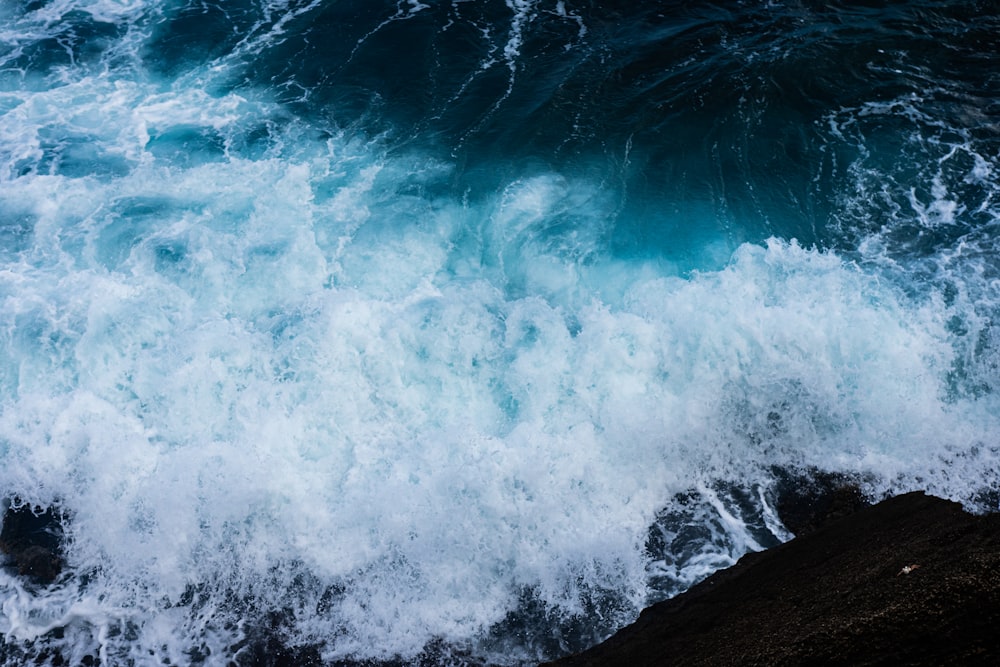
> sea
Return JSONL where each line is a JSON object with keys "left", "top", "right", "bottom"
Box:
{"left": 1, "top": 1, "right": 998, "bottom": 665}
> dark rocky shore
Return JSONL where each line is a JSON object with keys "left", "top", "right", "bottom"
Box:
{"left": 545, "top": 490, "right": 1000, "bottom": 666}
{"left": 3, "top": 481, "right": 999, "bottom": 666}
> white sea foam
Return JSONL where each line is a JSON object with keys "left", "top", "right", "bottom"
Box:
{"left": 4, "top": 0, "right": 147, "bottom": 25}
{"left": 3, "top": 139, "right": 998, "bottom": 662}
{"left": 1, "top": 2, "right": 999, "bottom": 665}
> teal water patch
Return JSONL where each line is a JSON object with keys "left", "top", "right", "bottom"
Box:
{"left": 145, "top": 124, "right": 227, "bottom": 167}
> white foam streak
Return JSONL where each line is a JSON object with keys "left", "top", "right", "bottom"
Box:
{"left": 10, "top": 0, "right": 146, "bottom": 25}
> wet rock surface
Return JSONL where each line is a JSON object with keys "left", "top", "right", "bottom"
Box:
{"left": 544, "top": 491, "right": 1000, "bottom": 666}
{"left": 770, "top": 467, "right": 871, "bottom": 537}
{"left": 0, "top": 501, "right": 65, "bottom": 585}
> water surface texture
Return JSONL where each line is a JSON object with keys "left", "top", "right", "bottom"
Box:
{"left": 1, "top": 1, "right": 999, "bottom": 664}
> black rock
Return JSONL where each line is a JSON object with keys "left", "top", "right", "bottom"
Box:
{"left": 770, "top": 467, "right": 871, "bottom": 536}
{"left": 0, "top": 501, "right": 65, "bottom": 585}
{"left": 543, "top": 492, "right": 1000, "bottom": 666}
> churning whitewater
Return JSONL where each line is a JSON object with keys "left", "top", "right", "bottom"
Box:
{"left": 1, "top": 1, "right": 999, "bottom": 664}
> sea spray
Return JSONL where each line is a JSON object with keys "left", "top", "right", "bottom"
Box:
{"left": 2, "top": 1, "right": 999, "bottom": 664}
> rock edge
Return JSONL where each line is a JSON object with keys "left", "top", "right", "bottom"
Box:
{"left": 543, "top": 491, "right": 1000, "bottom": 666}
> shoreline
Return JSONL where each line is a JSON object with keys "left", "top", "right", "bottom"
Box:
{"left": 545, "top": 491, "right": 1000, "bottom": 666}
{"left": 4, "top": 480, "right": 998, "bottom": 666}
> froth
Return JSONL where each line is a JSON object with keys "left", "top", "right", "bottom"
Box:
{"left": 3, "top": 131, "right": 998, "bottom": 662}
{"left": 2, "top": 4, "right": 1000, "bottom": 663}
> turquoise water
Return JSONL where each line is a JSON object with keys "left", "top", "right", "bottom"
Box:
{"left": 1, "top": 1, "right": 999, "bottom": 664}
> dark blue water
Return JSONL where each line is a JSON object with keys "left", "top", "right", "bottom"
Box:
{"left": 1, "top": 1, "right": 999, "bottom": 664}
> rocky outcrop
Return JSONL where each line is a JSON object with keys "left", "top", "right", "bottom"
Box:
{"left": 0, "top": 501, "right": 65, "bottom": 585}
{"left": 543, "top": 491, "right": 1000, "bottom": 666}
